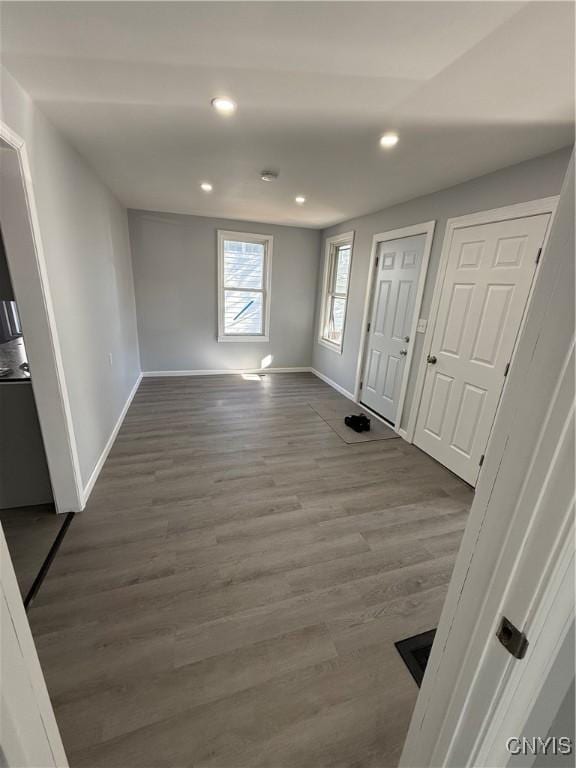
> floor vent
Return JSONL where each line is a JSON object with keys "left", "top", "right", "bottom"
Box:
{"left": 394, "top": 628, "right": 436, "bottom": 687}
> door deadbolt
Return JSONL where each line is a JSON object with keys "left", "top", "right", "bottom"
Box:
{"left": 427, "top": 354, "right": 437, "bottom": 364}
{"left": 404, "top": 336, "right": 410, "bottom": 343}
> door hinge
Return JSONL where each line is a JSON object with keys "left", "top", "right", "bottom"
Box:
{"left": 375, "top": 256, "right": 379, "bottom": 268}
{"left": 496, "top": 616, "right": 529, "bottom": 660}
{"left": 479, "top": 454, "right": 485, "bottom": 467}
{"left": 367, "top": 322, "right": 371, "bottom": 333}
{"left": 504, "top": 362, "right": 510, "bottom": 377}
{"left": 359, "top": 380, "right": 363, "bottom": 390}
{"left": 536, "top": 247, "right": 542, "bottom": 264}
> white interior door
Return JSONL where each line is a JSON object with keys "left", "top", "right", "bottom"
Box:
{"left": 360, "top": 234, "right": 426, "bottom": 424}
{"left": 414, "top": 213, "right": 550, "bottom": 485}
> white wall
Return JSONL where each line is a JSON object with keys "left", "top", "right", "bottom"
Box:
{"left": 128, "top": 210, "right": 320, "bottom": 372}
{"left": 0, "top": 69, "right": 141, "bottom": 491}
{"left": 312, "top": 147, "right": 573, "bottom": 427}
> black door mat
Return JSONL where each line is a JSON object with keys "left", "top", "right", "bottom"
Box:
{"left": 24, "top": 511, "right": 75, "bottom": 611}
{"left": 395, "top": 628, "right": 436, "bottom": 687}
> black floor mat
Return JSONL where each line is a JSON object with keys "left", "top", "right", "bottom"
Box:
{"left": 394, "top": 628, "right": 436, "bottom": 687}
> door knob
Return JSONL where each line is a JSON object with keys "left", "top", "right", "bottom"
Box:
{"left": 400, "top": 348, "right": 407, "bottom": 356}
{"left": 427, "top": 354, "right": 437, "bottom": 364}
{"left": 404, "top": 336, "right": 410, "bottom": 343}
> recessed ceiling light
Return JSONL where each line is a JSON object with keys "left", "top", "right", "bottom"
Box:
{"left": 211, "top": 97, "right": 237, "bottom": 115}
{"left": 295, "top": 196, "right": 306, "bottom": 205}
{"left": 200, "top": 182, "right": 213, "bottom": 192}
{"left": 380, "top": 132, "right": 399, "bottom": 148}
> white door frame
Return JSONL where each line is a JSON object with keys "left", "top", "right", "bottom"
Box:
{"left": 353, "top": 221, "right": 435, "bottom": 430}
{"left": 1, "top": 524, "right": 68, "bottom": 766}
{"left": 400, "top": 158, "right": 572, "bottom": 767}
{"left": 405, "top": 196, "right": 559, "bottom": 443}
{"left": 0, "top": 120, "right": 83, "bottom": 513}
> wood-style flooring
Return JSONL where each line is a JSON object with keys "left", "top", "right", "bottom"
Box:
{"left": 27, "top": 373, "right": 473, "bottom": 768}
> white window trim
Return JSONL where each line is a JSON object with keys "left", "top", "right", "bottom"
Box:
{"left": 317, "top": 231, "right": 354, "bottom": 354}
{"left": 217, "top": 230, "right": 273, "bottom": 342}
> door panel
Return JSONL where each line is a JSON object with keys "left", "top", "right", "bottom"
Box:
{"left": 361, "top": 234, "right": 426, "bottom": 423}
{"left": 414, "top": 213, "right": 550, "bottom": 485}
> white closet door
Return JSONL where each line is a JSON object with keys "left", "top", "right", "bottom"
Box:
{"left": 414, "top": 213, "right": 550, "bottom": 485}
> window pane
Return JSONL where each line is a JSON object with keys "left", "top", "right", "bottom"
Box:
{"left": 334, "top": 245, "right": 351, "bottom": 294}
{"left": 224, "top": 240, "right": 264, "bottom": 289}
{"left": 326, "top": 296, "right": 346, "bottom": 344}
{"left": 224, "top": 290, "right": 263, "bottom": 335}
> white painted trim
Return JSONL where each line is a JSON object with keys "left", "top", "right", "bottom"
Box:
{"left": 81, "top": 373, "right": 143, "bottom": 506}
{"left": 353, "top": 221, "right": 436, "bottom": 431}
{"left": 1, "top": 524, "right": 68, "bottom": 766}
{"left": 406, "top": 196, "right": 559, "bottom": 443}
{"left": 476, "top": 521, "right": 574, "bottom": 767}
{"left": 317, "top": 337, "right": 343, "bottom": 355}
{"left": 317, "top": 231, "right": 355, "bottom": 354}
{"left": 217, "top": 229, "right": 273, "bottom": 342}
{"left": 143, "top": 367, "right": 312, "bottom": 377}
{"left": 310, "top": 368, "right": 356, "bottom": 401}
{"left": 0, "top": 120, "right": 84, "bottom": 513}
{"left": 399, "top": 160, "right": 572, "bottom": 768}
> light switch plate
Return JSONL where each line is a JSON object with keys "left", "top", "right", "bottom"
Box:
{"left": 417, "top": 318, "right": 428, "bottom": 333}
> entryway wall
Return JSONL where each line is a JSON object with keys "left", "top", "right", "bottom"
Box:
{"left": 312, "top": 146, "right": 573, "bottom": 433}
{"left": 1, "top": 67, "right": 141, "bottom": 505}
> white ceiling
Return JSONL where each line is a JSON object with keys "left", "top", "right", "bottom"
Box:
{"left": 2, "top": 2, "right": 574, "bottom": 228}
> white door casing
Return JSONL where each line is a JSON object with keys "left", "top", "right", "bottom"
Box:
{"left": 414, "top": 213, "right": 550, "bottom": 485}
{"left": 360, "top": 234, "right": 427, "bottom": 423}
{"left": 0, "top": 121, "right": 83, "bottom": 512}
{"left": 1, "top": 524, "right": 68, "bottom": 766}
{"left": 400, "top": 165, "right": 571, "bottom": 768}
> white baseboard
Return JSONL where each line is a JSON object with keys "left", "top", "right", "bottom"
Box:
{"left": 142, "top": 367, "right": 312, "bottom": 377}
{"left": 310, "top": 368, "right": 356, "bottom": 401}
{"left": 81, "top": 372, "right": 143, "bottom": 507}
{"left": 398, "top": 427, "right": 410, "bottom": 442}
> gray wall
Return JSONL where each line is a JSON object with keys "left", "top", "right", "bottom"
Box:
{"left": 1, "top": 69, "right": 141, "bottom": 489}
{"left": 129, "top": 210, "right": 320, "bottom": 372}
{"left": 312, "top": 147, "right": 573, "bottom": 429}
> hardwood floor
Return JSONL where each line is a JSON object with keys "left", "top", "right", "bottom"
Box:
{"left": 27, "top": 372, "right": 473, "bottom": 767}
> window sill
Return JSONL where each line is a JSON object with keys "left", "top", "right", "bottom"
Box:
{"left": 218, "top": 335, "right": 270, "bottom": 343}
{"left": 318, "top": 337, "right": 343, "bottom": 355}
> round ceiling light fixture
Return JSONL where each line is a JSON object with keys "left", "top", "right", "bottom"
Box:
{"left": 295, "top": 196, "right": 306, "bottom": 205}
{"left": 260, "top": 170, "right": 279, "bottom": 182}
{"left": 200, "top": 182, "right": 213, "bottom": 192}
{"left": 379, "top": 132, "right": 399, "bottom": 148}
{"left": 211, "top": 97, "right": 237, "bottom": 115}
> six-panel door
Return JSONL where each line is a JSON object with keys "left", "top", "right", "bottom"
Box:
{"left": 414, "top": 214, "right": 550, "bottom": 485}
{"left": 361, "top": 234, "right": 426, "bottom": 424}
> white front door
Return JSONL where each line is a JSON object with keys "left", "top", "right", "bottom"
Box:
{"left": 414, "top": 213, "right": 550, "bottom": 485}
{"left": 360, "top": 234, "right": 426, "bottom": 424}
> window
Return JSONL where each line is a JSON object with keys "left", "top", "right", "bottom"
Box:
{"left": 319, "top": 232, "right": 354, "bottom": 352}
{"left": 218, "top": 231, "right": 273, "bottom": 341}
